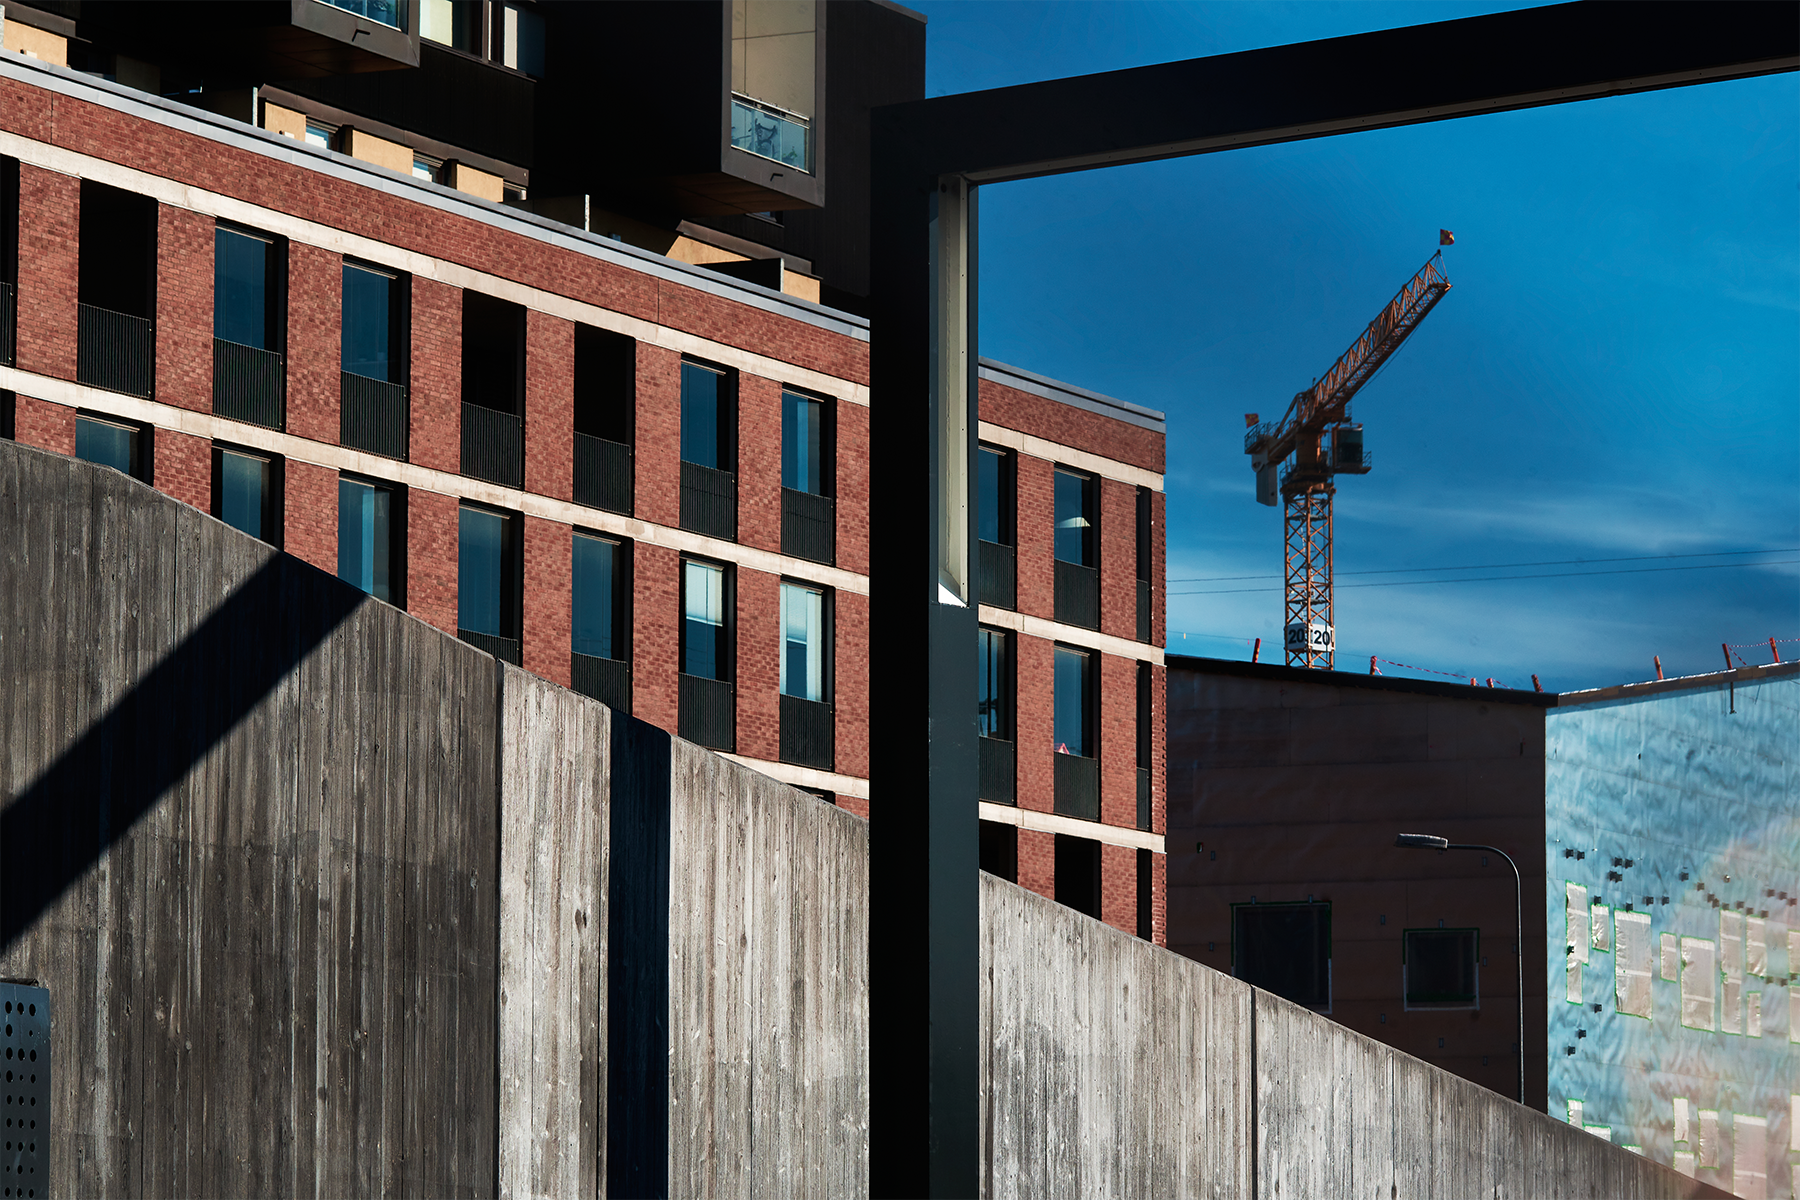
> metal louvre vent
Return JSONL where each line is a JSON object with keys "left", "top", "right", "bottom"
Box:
{"left": 0, "top": 983, "right": 48, "bottom": 1199}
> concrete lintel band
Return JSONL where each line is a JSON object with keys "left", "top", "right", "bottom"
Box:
{"left": 976, "top": 800, "right": 1163, "bottom": 854}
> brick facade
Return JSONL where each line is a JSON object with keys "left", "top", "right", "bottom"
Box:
{"left": 155, "top": 205, "right": 212, "bottom": 413}
{"left": 286, "top": 243, "right": 342, "bottom": 446}
{"left": 283, "top": 459, "right": 337, "bottom": 576}
{"left": 16, "top": 165, "right": 76, "bottom": 381}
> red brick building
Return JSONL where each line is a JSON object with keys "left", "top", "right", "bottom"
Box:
{"left": 0, "top": 1, "right": 1165, "bottom": 940}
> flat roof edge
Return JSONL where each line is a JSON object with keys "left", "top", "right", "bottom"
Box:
{"left": 1552, "top": 660, "right": 1800, "bottom": 707}
{"left": 979, "top": 358, "right": 1166, "bottom": 432}
{"left": 1165, "top": 654, "right": 1556, "bottom": 706}
{"left": 0, "top": 55, "right": 872, "bottom": 342}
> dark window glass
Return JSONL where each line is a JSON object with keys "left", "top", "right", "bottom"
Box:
{"left": 572, "top": 532, "right": 623, "bottom": 660}
{"left": 216, "top": 448, "right": 276, "bottom": 543}
{"left": 1137, "top": 848, "right": 1152, "bottom": 940}
{"left": 458, "top": 506, "right": 513, "bottom": 636}
{"left": 338, "top": 477, "right": 397, "bottom": 604}
{"left": 979, "top": 821, "right": 1018, "bottom": 884}
{"left": 79, "top": 181, "right": 156, "bottom": 319}
{"left": 343, "top": 263, "right": 399, "bottom": 382}
{"left": 780, "top": 582, "right": 826, "bottom": 701}
{"left": 76, "top": 415, "right": 141, "bottom": 478}
{"left": 463, "top": 292, "right": 524, "bottom": 414}
{"left": 1054, "top": 834, "right": 1101, "bottom": 919}
{"left": 1404, "top": 929, "right": 1480, "bottom": 1006}
{"left": 1135, "top": 487, "right": 1152, "bottom": 581}
{"left": 978, "top": 445, "right": 1013, "bottom": 546}
{"left": 1054, "top": 645, "right": 1092, "bottom": 758}
{"left": 1233, "top": 902, "right": 1331, "bottom": 1010}
{"left": 680, "top": 362, "right": 729, "bottom": 469}
{"left": 782, "top": 390, "right": 824, "bottom": 494}
{"left": 214, "top": 227, "right": 276, "bottom": 349}
{"left": 682, "top": 559, "right": 728, "bottom": 681}
{"left": 1054, "top": 468, "right": 1095, "bottom": 566}
{"left": 1136, "top": 661, "right": 1151, "bottom": 769}
{"left": 574, "top": 325, "right": 634, "bottom": 442}
{"left": 978, "top": 627, "right": 1010, "bottom": 739}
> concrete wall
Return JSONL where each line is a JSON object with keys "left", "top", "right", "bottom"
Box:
{"left": 982, "top": 873, "right": 1725, "bottom": 1200}
{"left": 1545, "top": 667, "right": 1800, "bottom": 1195}
{"left": 1165, "top": 656, "right": 1553, "bottom": 1104}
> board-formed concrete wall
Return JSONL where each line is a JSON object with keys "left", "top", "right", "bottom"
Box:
{"left": 1, "top": 438, "right": 1724, "bottom": 1199}
{"left": 981, "top": 873, "right": 1726, "bottom": 1200}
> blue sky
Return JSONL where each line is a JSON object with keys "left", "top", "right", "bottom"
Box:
{"left": 910, "top": 1, "right": 1799, "bottom": 692}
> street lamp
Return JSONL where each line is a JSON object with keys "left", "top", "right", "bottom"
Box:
{"left": 1395, "top": 833, "right": 1526, "bottom": 1105}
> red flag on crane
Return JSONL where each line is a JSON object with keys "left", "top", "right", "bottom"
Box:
{"left": 1439, "top": 229, "right": 1456, "bottom": 246}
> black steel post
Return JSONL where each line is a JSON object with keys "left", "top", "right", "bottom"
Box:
{"left": 1448, "top": 842, "right": 1527, "bottom": 1106}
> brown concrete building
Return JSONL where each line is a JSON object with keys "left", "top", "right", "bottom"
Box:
{"left": 1165, "top": 655, "right": 1553, "bottom": 1102}
{"left": 0, "top": 0, "right": 1167, "bottom": 938}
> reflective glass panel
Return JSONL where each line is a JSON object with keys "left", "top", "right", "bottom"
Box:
{"left": 214, "top": 227, "right": 270, "bottom": 349}
{"left": 1054, "top": 646, "right": 1091, "bottom": 758}
{"left": 1054, "top": 469, "right": 1094, "bottom": 566}
{"left": 458, "top": 507, "right": 505, "bottom": 635}
{"left": 780, "top": 583, "right": 824, "bottom": 701}
{"left": 782, "top": 391, "right": 823, "bottom": 494}
{"left": 572, "top": 533, "right": 619, "bottom": 660}
{"left": 680, "top": 363, "right": 724, "bottom": 468}
{"left": 219, "top": 450, "right": 270, "bottom": 541}
{"left": 76, "top": 416, "right": 137, "bottom": 477}
{"left": 343, "top": 264, "right": 395, "bottom": 382}
{"left": 978, "top": 446, "right": 1004, "bottom": 544}
{"left": 337, "top": 478, "right": 393, "bottom": 603}
{"left": 978, "top": 627, "right": 1009, "bottom": 739}
{"left": 683, "top": 561, "right": 726, "bottom": 680}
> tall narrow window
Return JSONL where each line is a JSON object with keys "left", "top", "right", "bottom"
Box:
{"left": 781, "top": 389, "right": 833, "bottom": 563}
{"left": 461, "top": 292, "right": 525, "bottom": 487}
{"left": 213, "top": 446, "right": 280, "bottom": 545}
{"left": 679, "top": 558, "right": 733, "bottom": 751}
{"left": 571, "top": 531, "right": 630, "bottom": 712}
{"left": 573, "top": 325, "right": 635, "bottom": 515}
{"left": 1136, "top": 661, "right": 1152, "bottom": 831}
{"left": 76, "top": 414, "right": 149, "bottom": 482}
{"left": 1054, "top": 834, "right": 1101, "bottom": 919}
{"left": 0, "top": 156, "right": 18, "bottom": 367}
{"left": 979, "top": 821, "right": 1018, "bottom": 884}
{"left": 77, "top": 181, "right": 157, "bottom": 398}
{"left": 337, "top": 476, "right": 401, "bottom": 605}
{"left": 779, "top": 581, "right": 833, "bottom": 769}
{"left": 977, "top": 627, "right": 1014, "bottom": 804}
{"left": 341, "top": 262, "right": 409, "bottom": 459}
{"left": 1135, "top": 486, "right": 1153, "bottom": 642}
{"left": 213, "top": 224, "right": 286, "bottom": 429}
{"left": 1053, "top": 467, "right": 1099, "bottom": 628}
{"left": 1053, "top": 645, "right": 1098, "bottom": 820}
{"left": 1137, "top": 849, "right": 1153, "bottom": 940}
{"left": 458, "top": 504, "right": 520, "bottom": 664}
{"left": 977, "top": 444, "right": 1015, "bottom": 607}
{"left": 679, "top": 361, "right": 736, "bottom": 540}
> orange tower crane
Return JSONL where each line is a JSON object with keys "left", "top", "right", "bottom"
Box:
{"left": 1243, "top": 251, "right": 1452, "bottom": 668}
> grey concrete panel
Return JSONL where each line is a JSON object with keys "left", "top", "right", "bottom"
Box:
{"left": 499, "top": 664, "right": 609, "bottom": 1200}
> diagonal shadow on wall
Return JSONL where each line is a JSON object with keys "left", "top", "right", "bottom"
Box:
{"left": 2, "top": 554, "right": 366, "bottom": 953}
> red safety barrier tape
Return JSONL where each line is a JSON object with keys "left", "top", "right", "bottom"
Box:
{"left": 1374, "top": 656, "right": 1505, "bottom": 688}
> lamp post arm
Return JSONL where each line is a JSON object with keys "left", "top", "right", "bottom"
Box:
{"left": 1447, "top": 842, "right": 1525, "bottom": 1106}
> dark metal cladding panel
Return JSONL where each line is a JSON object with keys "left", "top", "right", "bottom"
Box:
{"left": 779, "top": 693, "right": 834, "bottom": 770}
{"left": 678, "top": 673, "right": 734, "bottom": 752}
{"left": 571, "top": 651, "right": 631, "bottom": 714}
{"left": 1053, "top": 560, "right": 1099, "bottom": 630}
{"left": 780, "top": 487, "right": 834, "bottom": 564}
{"left": 1053, "top": 752, "right": 1100, "bottom": 822}
{"left": 978, "top": 736, "right": 1015, "bottom": 805}
{"left": 0, "top": 983, "right": 48, "bottom": 1200}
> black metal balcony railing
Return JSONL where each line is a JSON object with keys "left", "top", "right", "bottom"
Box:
{"left": 574, "top": 433, "right": 633, "bottom": 515}
{"left": 0, "top": 281, "right": 15, "bottom": 366}
{"left": 679, "top": 673, "right": 734, "bottom": 752}
{"left": 1054, "top": 560, "right": 1100, "bottom": 629}
{"left": 1054, "top": 752, "right": 1100, "bottom": 821}
{"left": 781, "top": 487, "right": 834, "bottom": 564}
{"left": 213, "top": 338, "right": 286, "bottom": 429}
{"left": 459, "top": 628, "right": 521, "bottom": 666}
{"left": 76, "top": 303, "right": 154, "bottom": 398}
{"left": 779, "top": 693, "right": 834, "bottom": 770}
{"left": 341, "top": 372, "right": 409, "bottom": 460}
{"left": 572, "top": 652, "right": 631, "bottom": 714}
{"left": 462, "top": 403, "right": 522, "bottom": 488}
{"left": 1136, "top": 579, "right": 1152, "bottom": 643}
{"left": 1137, "top": 766, "right": 1152, "bottom": 831}
{"left": 980, "top": 540, "right": 1016, "bottom": 609}
{"left": 979, "top": 736, "right": 1016, "bottom": 805}
{"left": 680, "top": 460, "right": 736, "bottom": 541}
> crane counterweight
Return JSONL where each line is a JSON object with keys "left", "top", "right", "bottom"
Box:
{"left": 1245, "top": 251, "right": 1452, "bottom": 668}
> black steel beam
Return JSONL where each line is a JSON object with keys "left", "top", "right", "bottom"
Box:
{"left": 868, "top": 5, "right": 1795, "bottom": 1195}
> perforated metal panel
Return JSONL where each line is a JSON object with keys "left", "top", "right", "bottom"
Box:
{"left": 0, "top": 983, "right": 48, "bottom": 1200}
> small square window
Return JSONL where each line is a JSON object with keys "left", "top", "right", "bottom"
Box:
{"left": 1233, "top": 901, "right": 1331, "bottom": 1011}
{"left": 213, "top": 446, "right": 281, "bottom": 546}
{"left": 1405, "top": 928, "right": 1480, "bottom": 1008}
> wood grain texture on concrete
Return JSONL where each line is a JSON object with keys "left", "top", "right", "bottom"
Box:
{"left": 499, "top": 663, "right": 608, "bottom": 1200}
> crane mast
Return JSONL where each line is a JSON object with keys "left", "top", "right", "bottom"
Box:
{"left": 1244, "top": 251, "right": 1452, "bottom": 668}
